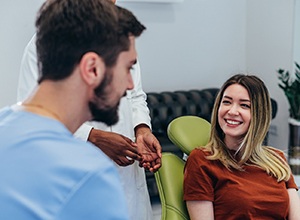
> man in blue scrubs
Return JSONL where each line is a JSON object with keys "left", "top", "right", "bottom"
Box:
{"left": 0, "top": 0, "right": 145, "bottom": 219}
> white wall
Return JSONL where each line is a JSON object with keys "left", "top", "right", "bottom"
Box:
{"left": 0, "top": 0, "right": 44, "bottom": 107}
{"left": 294, "top": 0, "right": 300, "bottom": 62}
{"left": 0, "top": 0, "right": 295, "bottom": 151}
{"left": 246, "top": 0, "right": 295, "bottom": 151}
{"left": 118, "top": 0, "right": 247, "bottom": 92}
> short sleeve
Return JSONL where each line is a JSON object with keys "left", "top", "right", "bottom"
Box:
{"left": 286, "top": 174, "right": 298, "bottom": 190}
{"left": 184, "top": 149, "right": 214, "bottom": 201}
{"left": 274, "top": 149, "right": 298, "bottom": 190}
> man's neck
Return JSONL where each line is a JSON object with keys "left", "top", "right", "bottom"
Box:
{"left": 22, "top": 81, "right": 90, "bottom": 134}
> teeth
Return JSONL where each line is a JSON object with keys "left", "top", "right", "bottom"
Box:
{"left": 226, "top": 120, "right": 240, "bottom": 125}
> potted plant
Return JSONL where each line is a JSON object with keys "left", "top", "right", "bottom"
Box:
{"left": 277, "top": 62, "right": 300, "bottom": 175}
{"left": 277, "top": 62, "right": 300, "bottom": 121}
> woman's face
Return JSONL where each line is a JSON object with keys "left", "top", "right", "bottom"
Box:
{"left": 218, "top": 84, "right": 251, "bottom": 150}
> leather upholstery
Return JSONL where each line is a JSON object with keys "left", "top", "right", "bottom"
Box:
{"left": 147, "top": 88, "right": 219, "bottom": 137}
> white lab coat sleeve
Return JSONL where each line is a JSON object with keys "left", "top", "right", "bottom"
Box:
{"left": 73, "top": 123, "right": 93, "bottom": 141}
{"left": 17, "top": 34, "right": 39, "bottom": 102}
{"left": 130, "top": 61, "right": 152, "bottom": 130}
{"left": 17, "top": 34, "right": 93, "bottom": 141}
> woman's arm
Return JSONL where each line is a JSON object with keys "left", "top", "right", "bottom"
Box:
{"left": 288, "top": 188, "right": 300, "bottom": 220}
{"left": 186, "top": 200, "right": 214, "bottom": 220}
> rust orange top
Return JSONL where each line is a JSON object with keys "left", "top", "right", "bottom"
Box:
{"left": 184, "top": 148, "right": 298, "bottom": 220}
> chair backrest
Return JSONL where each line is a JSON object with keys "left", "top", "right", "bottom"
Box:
{"left": 154, "top": 116, "right": 211, "bottom": 220}
{"left": 155, "top": 153, "right": 188, "bottom": 220}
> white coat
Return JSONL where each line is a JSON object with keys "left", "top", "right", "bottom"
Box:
{"left": 17, "top": 34, "right": 153, "bottom": 220}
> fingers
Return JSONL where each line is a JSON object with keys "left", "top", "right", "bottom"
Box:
{"left": 153, "top": 141, "right": 162, "bottom": 158}
{"left": 115, "top": 157, "right": 135, "bottom": 166}
{"left": 149, "top": 158, "right": 162, "bottom": 172}
{"left": 140, "top": 157, "right": 161, "bottom": 173}
{"left": 136, "top": 134, "right": 162, "bottom": 159}
{"left": 126, "top": 150, "right": 142, "bottom": 161}
{"left": 121, "top": 136, "right": 140, "bottom": 155}
{"left": 122, "top": 135, "right": 137, "bottom": 146}
{"left": 140, "top": 161, "right": 150, "bottom": 168}
{"left": 124, "top": 142, "right": 142, "bottom": 161}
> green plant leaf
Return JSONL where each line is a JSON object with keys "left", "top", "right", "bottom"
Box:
{"left": 277, "top": 62, "right": 300, "bottom": 121}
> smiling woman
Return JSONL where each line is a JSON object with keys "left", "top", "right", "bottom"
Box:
{"left": 217, "top": 84, "right": 251, "bottom": 151}
{"left": 184, "top": 74, "right": 300, "bottom": 220}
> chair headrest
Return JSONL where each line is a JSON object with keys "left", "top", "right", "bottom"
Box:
{"left": 167, "top": 116, "right": 211, "bottom": 155}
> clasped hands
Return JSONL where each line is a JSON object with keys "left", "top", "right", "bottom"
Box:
{"left": 88, "top": 126, "right": 162, "bottom": 172}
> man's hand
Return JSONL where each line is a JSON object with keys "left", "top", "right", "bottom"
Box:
{"left": 135, "top": 124, "right": 162, "bottom": 172}
{"left": 88, "top": 128, "right": 142, "bottom": 166}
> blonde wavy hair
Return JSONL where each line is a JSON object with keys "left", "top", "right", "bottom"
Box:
{"left": 203, "top": 74, "right": 291, "bottom": 182}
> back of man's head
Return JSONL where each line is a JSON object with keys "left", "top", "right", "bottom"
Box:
{"left": 116, "top": 5, "right": 146, "bottom": 38}
{"left": 35, "top": 0, "right": 144, "bottom": 83}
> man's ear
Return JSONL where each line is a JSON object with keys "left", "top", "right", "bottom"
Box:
{"left": 79, "top": 52, "right": 105, "bottom": 87}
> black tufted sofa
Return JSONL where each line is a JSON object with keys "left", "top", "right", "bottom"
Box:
{"left": 145, "top": 88, "right": 278, "bottom": 197}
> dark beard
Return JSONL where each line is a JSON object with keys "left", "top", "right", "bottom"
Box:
{"left": 89, "top": 102, "right": 119, "bottom": 126}
{"left": 88, "top": 68, "right": 119, "bottom": 126}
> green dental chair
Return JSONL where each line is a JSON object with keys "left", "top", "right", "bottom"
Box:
{"left": 154, "top": 116, "right": 211, "bottom": 220}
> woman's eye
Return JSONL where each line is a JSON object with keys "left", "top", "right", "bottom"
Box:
{"left": 241, "top": 103, "right": 251, "bottom": 109}
{"left": 222, "top": 100, "right": 231, "bottom": 105}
